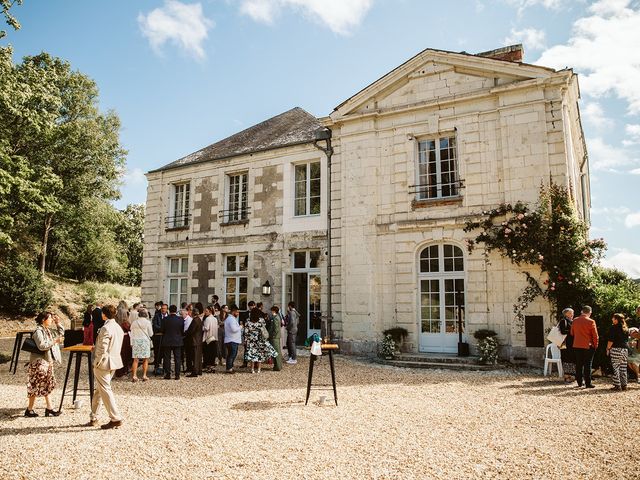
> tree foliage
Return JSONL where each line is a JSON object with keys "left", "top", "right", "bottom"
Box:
{"left": 0, "top": 47, "right": 143, "bottom": 291}
{"left": 1, "top": 0, "right": 22, "bottom": 40}
{"left": 464, "top": 183, "right": 607, "bottom": 324}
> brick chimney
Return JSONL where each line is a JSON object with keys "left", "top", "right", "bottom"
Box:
{"left": 476, "top": 44, "right": 524, "bottom": 63}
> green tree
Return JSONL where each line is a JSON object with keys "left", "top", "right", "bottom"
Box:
{"left": 114, "top": 204, "right": 145, "bottom": 285}
{"left": 1, "top": 0, "right": 22, "bottom": 40}
{"left": 0, "top": 48, "right": 127, "bottom": 272}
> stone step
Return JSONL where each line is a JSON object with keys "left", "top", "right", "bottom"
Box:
{"left": 394, "top": 354, "right": 481, "bottom": 364}
{"left": 377, "top": 359, "right": 503, "bottom": 371}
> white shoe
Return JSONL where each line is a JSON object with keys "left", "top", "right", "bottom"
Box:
{"left": 286, "top": 359, "right": 297, "bottom": 364}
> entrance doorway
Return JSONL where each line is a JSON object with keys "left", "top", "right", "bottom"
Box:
{"left": 284, "top": 250, "right": 322, "bottom": 345}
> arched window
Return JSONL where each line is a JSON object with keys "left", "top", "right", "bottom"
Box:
{"left": 418, "top": 244, "right": 466, "bottom": 352}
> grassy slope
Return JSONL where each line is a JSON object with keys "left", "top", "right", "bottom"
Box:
{"left": 0, "top": 274, "right": 141, "bottom": 337}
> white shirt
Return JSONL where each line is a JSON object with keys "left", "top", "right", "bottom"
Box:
{"left": 183, "top": 314, "right": 192, "bottom": 333}
{"left": 202, "top": 314, "right": 218, "bottom": 343}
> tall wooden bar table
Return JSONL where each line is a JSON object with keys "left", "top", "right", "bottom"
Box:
{"left": 9, "top": 330, "right": 34, "bottom": 374}
{"left": 58, "top": 344, "right": 94, "bottom": 412}
{"left": 305, "top": 344, "right": 339, "bottom": 406}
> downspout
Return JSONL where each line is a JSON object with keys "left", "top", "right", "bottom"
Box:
{"left": 314, "top": 128, "right": 334, "bottom": 341}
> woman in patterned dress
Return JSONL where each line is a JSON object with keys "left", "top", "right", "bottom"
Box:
{"left": 25, "top": 312, "right": 64, "bottom": 417}
{"left": 244, "top": 308, "right": 278, "bottom": 373}
{"left": 130, "top": 308, "right": 154, "bottom": 381}
{"left": 558, "top": 307, "right": 576, "bottom": 383}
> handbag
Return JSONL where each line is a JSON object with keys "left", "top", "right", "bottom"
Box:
{"left": 260, "top": 325, "right": 269, "bottom": 340}
{"left": 547, "top": 325, "right": 566, "bottom": 347}
{"left": 21, "top": 336, "right": 43, "bottom": 354}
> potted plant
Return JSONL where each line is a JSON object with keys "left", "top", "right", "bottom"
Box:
{"left": 379, "top": 334, "right": 396, "bottom": 360}
{"left": 473, "top": 329, "right": 500, "bottom": 365}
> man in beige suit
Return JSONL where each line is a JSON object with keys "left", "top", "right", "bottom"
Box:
{"left": 86, "top": 304, "right": 124, "bottom": 429}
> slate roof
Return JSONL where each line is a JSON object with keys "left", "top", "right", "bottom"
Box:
{"left": 151, "top": 107, "right": 323, "bottom": 173}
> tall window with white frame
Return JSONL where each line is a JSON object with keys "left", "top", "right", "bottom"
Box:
{"left": 294, "top": 161, "right": 321, "bottom": 216}
{"left": 168, "top": 257, "right": 189, "bottom": 307}
{"left": 171, "top": 182, "right": 190, "bottom": 228}
{"left": 418, "top": 244, "right": 465, "bottom": 336}
{"left": 417, "top": 136, "right": 459, "bottom": 200}
{"left": 224, "top": 254, "right": 248, "bottom": 310}
{"left": 226, "top": 172, "right": 248, "bottom": 222}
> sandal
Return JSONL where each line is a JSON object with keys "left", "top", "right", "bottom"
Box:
{"left": 132, "top": 377, "right": 139, "bottom": 382}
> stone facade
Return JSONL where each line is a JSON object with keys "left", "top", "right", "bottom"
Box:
{"left": 142, "top": 45, "right": 590, "bottom": 364}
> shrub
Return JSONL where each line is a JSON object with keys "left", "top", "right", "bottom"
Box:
{"left": 477, "top": 336, "right": 500, "bottom": 364}
{"left": 379, "top": 334, "right": 396, "bottom": 359}
{"left": 0, "top": 256, "right": 52, "bottom": 315}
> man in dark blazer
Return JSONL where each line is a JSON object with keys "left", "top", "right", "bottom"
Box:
{"left": 185, "top": 307, "right": 203, "bottom": 377}
{"left": 92, "top": 302, "right": 105, "bottom": 344}
{"left": 161, "top": 304, "right": 184, "bottom": 380}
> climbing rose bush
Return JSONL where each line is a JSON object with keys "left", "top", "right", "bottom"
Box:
{"left": 464, "top": 183, "right": 606, "bottom": 324}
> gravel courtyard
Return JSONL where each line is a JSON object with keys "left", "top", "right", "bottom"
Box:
{"left": 0, "top": 348, "right": 635, "bottom": 480}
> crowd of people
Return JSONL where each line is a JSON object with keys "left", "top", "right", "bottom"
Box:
{"left": 23, "top": 297, "right": 302, "bottom": 427}
{"left": 557, "top": 305, "right": 640, "bottom": 390}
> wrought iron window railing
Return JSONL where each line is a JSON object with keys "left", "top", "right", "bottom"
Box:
{"left": 409, "top": 179, "right": 465, "bottom": 200}
{"left": 165, "top": 214, "right": 191, "bottom": 229}
{"left": 221, "top": 207, "right": 251, "bottom": 223}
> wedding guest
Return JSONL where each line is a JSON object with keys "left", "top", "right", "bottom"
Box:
{"left": 92, "top": 302, "right": 104, "bottom": 343}
{"left": 558, "top": 307, "right": 576, "bottom": 383}
{"left": 224, "top": 305, "right": 242, "bottom": 374}
{"left": 202, "top": 305, "right": 218, "bottom": 372}
{"left": 570, "top": 305, "right": 599, "bottom": 389}
{"left": 286, "top": 302, "right": 299, "bottom": 364}
{"left": 606, "top": 313, "right": 630, "bottom": 391}
{"left": 217, "top": 305, "right": 228, "bottom": 366}
{"left": 129, "top": 302, "right": 140, "bottom": 324}
{"left": 186, "top": 307, "right": 203, "bottom": 377}
{"left": 116, "top": 315, "right": 132, "bottom": 378}
{"left": 211, "top": 295, "right": 221, "bottom": 312}
{"left": 25, "top": 312, "right": 64, "bottom": 417}
{"left": 152, "top": 303, "right": 168, "bottom": 374}
{"left": 83, "top": 303, "right": 94, "bottom": 345}
{"left": 182, "top": 304, "right": 194, "bottom": 373}
{"left": 268, "top": 306, "right": 283, "bottom": 371}
{"left": 87, "top": 304, "right": 125, "bottom": 429}
{"left": 161, "top": 304, "right": 184, "bottom": 380}
{"left": 130, "top": 308, "right": 154, "bottom": 382}
{"left": 628, "top": 327, "right": 640, "bottom": 383}
{"left": 244, "top": 308, "right": 277, "bottom": 373}
{"left": 116, "top": 300, "right": 129, "bottom": 325}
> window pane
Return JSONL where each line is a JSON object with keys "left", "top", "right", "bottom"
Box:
{"left": 310, "top": 196, "right": 321, "bottom": 215}
{"left": 226, "top": 295, "right": 235, "bottom": 308}
{"left": 295, "top": 164, "right": 307, "bottom": 181}
{"left": 295, "top": 198, "right": 306, "bottom": 216}
{"left": 310, "top": 178, "right": 321, "bottom": 197}
{"left": 180, "top": 258, "right": 188, "bottom": 273}
{"left": 310, "top": 161, "right": 321, "bottom": 179}
{"left": 226, "top": 277, "right": 237, "bottom": 294}
{"left": 226, "top": 256, "right": 236, "bottom": 272}
{"left": 239, "top": 255, "right": 248, "bottom": 271}
{"left": 294, "top": 252, "right": 306, "bottom": 269}
{"left": 309, "top": 250, "right": 321, "bottom": 268}
{"left": 170, "top": 258, "right": 179, "bottom": 274}
{"left": 239, "top": 276, "right": 247, "bottom": 294}
{"left": 180, "top": 278, "right": 188, "bottom": 295}
{"left": 239, "top": 295, "right": 248, "bottom": 311}
{"left": 169, "top": 278, "right": 178, "bottom": 294}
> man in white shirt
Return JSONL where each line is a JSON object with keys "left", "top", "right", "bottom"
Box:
{"left": 87, "top": 304, "right": 124, "bottom": 429}
{"left": 224, "top": 305, "right": 242, "bottom": 373}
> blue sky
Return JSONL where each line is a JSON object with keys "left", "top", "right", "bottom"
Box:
{"left": 3, "top": 0, "right": 639, "bottom": 276}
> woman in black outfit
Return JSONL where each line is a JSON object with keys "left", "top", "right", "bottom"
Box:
{"left": 558, "top": 307, "right": 576, "bottom": 383}
{"left": 606, "top": 313, "right": 629, "bottom": 391}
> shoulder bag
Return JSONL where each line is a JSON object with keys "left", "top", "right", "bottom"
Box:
{"left": 21, "top": 335, "right": 44, "bottom": 354}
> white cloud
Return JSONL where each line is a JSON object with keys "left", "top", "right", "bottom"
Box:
{"left": 504, "top": 0, "right": 566, "bottom": 16}
{"left": 625, "top": 212, "right": 640, "bottom": 228}
{"left": 504, "top": 27, "right": 547, "bottom": 50}
{"left": 631, "top": 167, "right": 640, "bottom": 174}
{"left": 601, "top": 248, "right": 640, "bottom": 278}
{"left": 476, "top": 1, "right": 486, "bottom": 13}
{"left": 586, "top": 137, "right": 639, "bottom": 171}
{"left": 536, "top": 0, "right": 640, "bottom": 114}
{"left": 138, "top": 1, "right": 214, "bottom": 60}
{"left": 625, "top": 124, "right": 640, "bottom": 146}
{"left": 123, "top": 167, "right": 147, "bottom": 186}
{"left": 239, "top": 0, "right": 372, "bottom": 35}
{"left": 582, "top": 102, "right": 614, "bottom": 130}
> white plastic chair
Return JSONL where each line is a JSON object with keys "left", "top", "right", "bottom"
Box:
{"left": 543, "top": 343, "right": 563, "bottom": 378}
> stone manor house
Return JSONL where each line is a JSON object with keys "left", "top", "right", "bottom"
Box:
{"left": 142, "top": 44, "right": 590, "bottom": 362}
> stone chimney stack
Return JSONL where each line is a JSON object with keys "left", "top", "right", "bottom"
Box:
{"left": 476, "top": 44, "right": 524, "bottom": 63}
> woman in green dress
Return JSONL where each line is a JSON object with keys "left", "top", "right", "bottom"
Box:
{"left": 268, "top": 305, "right": 283, "bottom": 371}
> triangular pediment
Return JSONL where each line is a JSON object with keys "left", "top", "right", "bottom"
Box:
{"left": 331, "top": 48, "right": 555, "bottom": 120}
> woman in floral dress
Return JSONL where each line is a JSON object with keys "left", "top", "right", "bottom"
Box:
{"left": 244, "top": 308, "right": 277, "bottom": 373}
{"left": 25, "top": 312, "right": 64, "bottom": 417}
